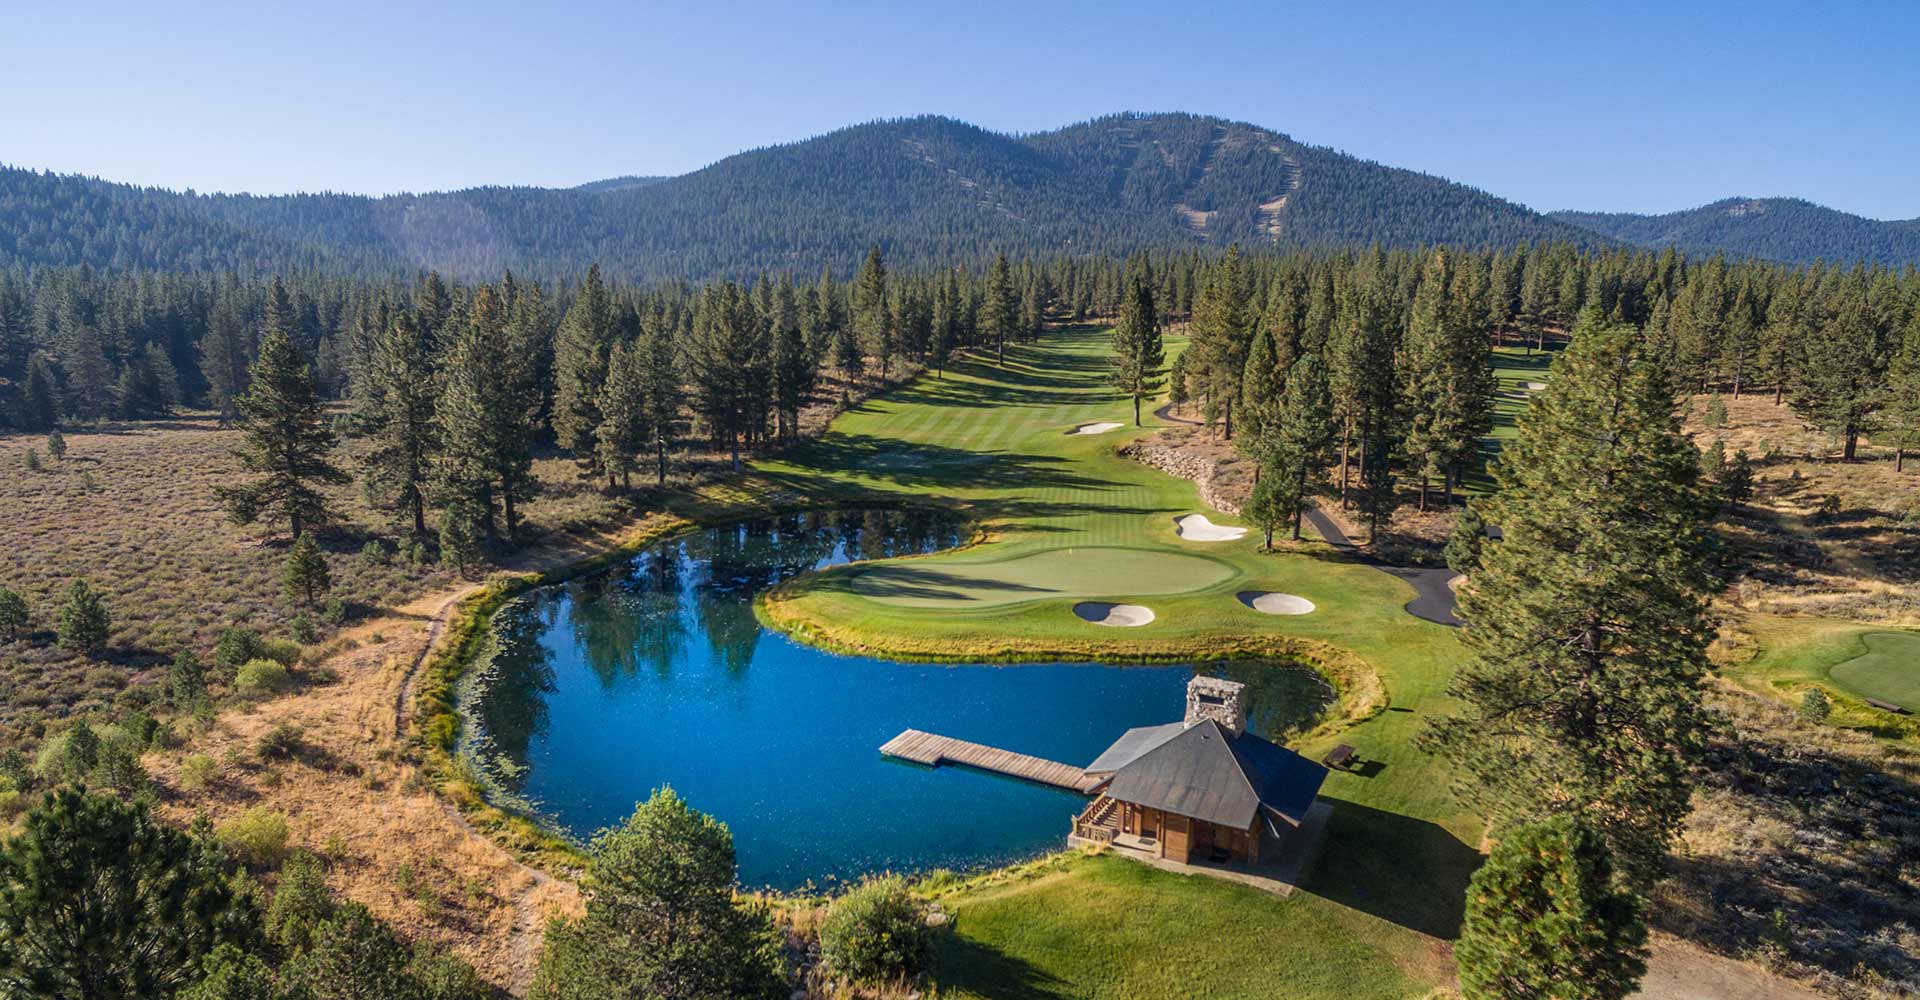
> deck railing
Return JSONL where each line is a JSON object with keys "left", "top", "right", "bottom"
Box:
{"left": 1072, "top": 794, "right": 1118, "bottom": 843}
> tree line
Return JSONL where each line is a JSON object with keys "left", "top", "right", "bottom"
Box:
{"left": 1115, "top": 241, "right": 1920, "bottom": 547}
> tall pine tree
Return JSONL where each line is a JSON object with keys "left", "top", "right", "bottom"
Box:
{"left": 1109, "top": 259, "right": 1164, "bottom": 426}
{"left": 1421, "top": 317, "right": 1717, "bottom": 887}
{"left": 215, "top": 324, "right": 344, "bottom": 540}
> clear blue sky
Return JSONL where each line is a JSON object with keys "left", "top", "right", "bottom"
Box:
{"left": 7, "top": 1, "right": 1918, "bottom": 218}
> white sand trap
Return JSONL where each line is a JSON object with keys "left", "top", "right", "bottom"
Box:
{"left": 1068, "top": 421, "right": 1123, "bottom": 436}
{"left": 1525, "top": 381, "right": 1547, "bottom": 391}
{"left": 1073, "top": 602, "right": 1156, "bottom": 627}
{"left": 1174, "top": 514, "right": 1247, "bottom": 542}
{"left": 1238, "top": 591, "right": 1316, "bottom": 615}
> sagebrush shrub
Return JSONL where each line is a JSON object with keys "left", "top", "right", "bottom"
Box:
{"left": 818, "top": 875, "right": 935, "bottom": 984}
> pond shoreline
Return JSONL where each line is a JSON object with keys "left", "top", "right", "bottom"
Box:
{"left": 422, "top": 498, "right": 1379, "bottom": 892}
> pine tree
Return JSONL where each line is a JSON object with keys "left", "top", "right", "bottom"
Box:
{"left": 1400, "top": 248, "right": 1455, "bottom": 510}
{"left": 639, "top": 311, "right": 681, "bottom": 486}
{"left": 853, "top": 247, "right": 893, "bottom": 382}
{"left": 1791, "top": 278, "right": 1885, "bottom": 461}
{"left": 595, "top": 340, "right": 647, "bottom": 490}
{"left": 771, "top": 303, "right": 814, "bottom": 445}
{"left": 1455, "top": 816, "right": 1648, "bottom": 1000}
{"left": 56, "top": 579, "right": 111, "bottom": 652}
{"left": 1109, "top": 260, "right": 1164, "bottom": 426}
{"left": 362, "top": 312, "right": 437, "bottom": 536}
{"left": 1420, "top": 318, "right": 1717, "bottom": 888}
{"left": 413, "top": 271, "right": 453, "bottom": 349}
{"left": 215, "top": 328, "right": 345, "bottom": 540}
{"left": 1271, "top": 352, "right": 1337, "bottom": 541}
{"left": 0, "top": 790, "right": 254, "bottom": 1000}
{"left": 552, "top": 264, "right": 615, "bottom": 471}
{"left": 1445, "top": 501, "right": 1486, "bottom": 575}
{"left": 198, "top": 303, "right": 251, "bottom": 424}
{"left": 983, "top": 253, "right": 1018, "bottom": 367}
{"left": 1882, "top": 311, "right": 1920, "bottom": 472}
{"left": 438, "top": 499, "right": 484, "bottom": 576}
{"left": 45, "top": 429, "right": 66, "bottom": 461}
{"left": 437, "top": 285, "right": 539, "bottom": 541}
{"left": 1238, "top": 326, "right": 1285, "bottom": 475}
{"left": 281, "top": 533, "right": 331, "bottom": 607}
{"left": 931, "top": 268, "right": 960, "bottom": 378}
{"left": 688, "top": 282, "right": 765, "bottom": 471}
{"left": 529, "top": 789, "right": 786, "bottom": 1000}
{"left": 1188, "top": 245, "right": 1252, "bottom": 438}
{"left": 18, "top": 357, "right": 60, "bottom": 432}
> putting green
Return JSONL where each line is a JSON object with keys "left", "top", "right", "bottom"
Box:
{"left": 846, "top": 546, "right": 1234, "bottom": 609}
{"left": 1830, "top": 632, "right": 1920, "bottom": 710}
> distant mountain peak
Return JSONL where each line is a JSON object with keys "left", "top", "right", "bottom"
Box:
{"left": 12, "top": 112, "right": 1914, "bottom": 279}
{"left": 1550, "top": 197, "right": 1920, "bottom": 265}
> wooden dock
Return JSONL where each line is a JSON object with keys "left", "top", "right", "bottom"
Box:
{"left": 879, "top": 729, "right": 1101, "bottom": 793}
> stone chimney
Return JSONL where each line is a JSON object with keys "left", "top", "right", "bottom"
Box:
{"left": 1184, "top": 676, "right": 1248, "bottom": 737}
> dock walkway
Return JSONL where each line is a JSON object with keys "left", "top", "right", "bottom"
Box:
{"left": 879, "top": 729, "right": 1101, "bottom": 793}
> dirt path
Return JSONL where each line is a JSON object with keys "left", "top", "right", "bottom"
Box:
{"left": 1636, "top": 936, "right": 1826, "bottom": 1000}
{"left": 393, "top": 591, "right": 472, "bottom": 739}
{"left": 385, "top": 584, "right": 564, "bottom": 995}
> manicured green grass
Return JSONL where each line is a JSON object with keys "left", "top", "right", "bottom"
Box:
{"left": 930, "top": 855, "right": 1437, "bottom": 1000}
{"left": 1722, "top": 614, "right": 1920, "bottom": 738}
{"left": 1463, "top": 346, "right": 1556, "bottom": 494}
{"left": 848, "top": 545, "right": 1237, "bottom": 608}
{"left": 1830, "top": 632, "right": 1920, "bottom": 710}
{"left": 743, "top": 326, "right": 1483, "bottom": 997}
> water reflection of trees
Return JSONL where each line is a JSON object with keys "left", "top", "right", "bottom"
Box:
{"left": 474, "top": 602, "right": 559, "bottom": 787}
{"left": 556, "top": 509, "right": 964, "bottom": 686}
{"left": 567, "top": 546, "right": 690, "bottom": 686}
{"left": 1196, "top": 661, "right": 1334, "bottom": 740}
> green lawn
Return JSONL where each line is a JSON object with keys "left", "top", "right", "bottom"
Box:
{"left": 1831, "top": 632, "right": 1920, "bottom": 710}
{"left": 1722, "top": 615, "right": 1920, "bottom": 738}
{"left": 930, "top": 855, "right": 1437, "bottom": 1000}
{"left": 1463, "top": 345, "right": 1557, "bottom": 494}
{"left": 739, "top": 326, "right": 1482, "bottom": 997}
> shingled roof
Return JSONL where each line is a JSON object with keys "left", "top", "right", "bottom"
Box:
{"left": 1095, "top": 719, "right": 1327, "bottom": 830}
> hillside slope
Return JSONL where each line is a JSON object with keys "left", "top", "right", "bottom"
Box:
{"left": 1551, "top": 198, "right": 1920, "bottom": 266}
{"left": 0, "top": 113, "right": 1594, "bottom": 281}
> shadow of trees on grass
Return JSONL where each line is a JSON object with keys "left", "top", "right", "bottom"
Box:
{"left": 1302, "top": 798, "right": 1481, "bottom": 940}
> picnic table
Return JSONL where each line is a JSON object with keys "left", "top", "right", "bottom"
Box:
{"left": 1322, "top": 744, "right": 1359, "bottom": 770}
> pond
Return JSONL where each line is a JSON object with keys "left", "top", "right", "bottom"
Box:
{"left": 459, "top": 508, "right": 1330, "bottom": 890}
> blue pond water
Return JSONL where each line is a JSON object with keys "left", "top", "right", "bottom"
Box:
{"left": 460, "top": 508, "right": 1325, "bottom": 890}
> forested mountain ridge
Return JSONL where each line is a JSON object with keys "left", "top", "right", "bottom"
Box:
{"left": 1551, "top": 198, "right": 1920, "bottom": 266}
{"left": 1, "top": 113, "right": 1598, "bottom": 281}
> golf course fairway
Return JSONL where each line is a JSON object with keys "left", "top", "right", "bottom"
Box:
{"left": 741, "top": 326, "right": 1486, "bottom": 998}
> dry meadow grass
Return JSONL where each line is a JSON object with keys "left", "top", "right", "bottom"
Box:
{"left": 0, "top": 411, "right": 659, "bottom": 744}
{"left": 142, "top": 583, "right": 585, "bottom": 991}
{"left": 1685, "top": 392, "right": 1920, "bottom": 626}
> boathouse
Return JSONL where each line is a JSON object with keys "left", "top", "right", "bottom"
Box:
{"left": 1071, "top": 676, "right": 1328, "bottom": 865}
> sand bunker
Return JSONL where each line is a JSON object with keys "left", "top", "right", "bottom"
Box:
{"left": 1237, "top": 591, "right": 1316, "bottom": 615}
{"left": 1073, "top": 602, "right": 1156, "bottom": 627}
{"left": 1525, "top": 381, "right": 1547, "bottom": 391}
{"left": 1068, "top": 421, "right": 1123, "bottom": 436}
{"left": 1174, "top": 514, "right": 1247, "bottom": 542}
